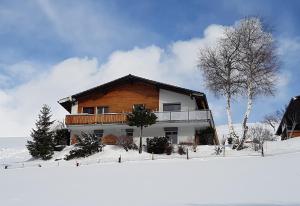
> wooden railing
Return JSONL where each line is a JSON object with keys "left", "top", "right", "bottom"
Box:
{"left": 65, "top": 113, "right": 127, "bottom": 125}
{"left": 65, "top": 110, "right": 212, "bottom": 125}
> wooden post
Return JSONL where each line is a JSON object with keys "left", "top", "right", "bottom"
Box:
{"left": 152, "top": 152, "right": 154, "bottom": 160}
{"left": 76, "top": 161, "right": 79, "bottom": 167}
{"left": 118, "top": 155, "right": 121, "bottom": 163}
{"left": 261, "top": 142, "right": 264, "bottom": 157}
{"left": 186, "top": 148, "right": 189, "bottom": 160}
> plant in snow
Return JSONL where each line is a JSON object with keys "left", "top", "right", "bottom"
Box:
{"left": 27, "top": 105, "right": 55, "bottom": 160}
{"left": 247, "top": 125, "right": 275, "bottom": 151}
{"left": 234, "top": 17, "right": 279, "bottom": 149}
{"left": 177, "top": 145, "right": 186, "bottom": 155}
{"left": 127, "top": 105, "right": 157, "bottom": 153}
{"left": 116, "top": 135, "right": 138, "bottom": 151}
{"left": 64, "top": 132, "right": 104, "bottom": 160}
{"left": 146, "top": 136, "right": 169, "bottom": 154}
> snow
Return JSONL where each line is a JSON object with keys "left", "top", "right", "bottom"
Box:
{"left": 1, "top": 146, "right": 300, "bottom": 205}
{"left": 0, "top": 137, "right": 30, "bottom": 165}
{"left": 1, "top": 125, "right": 300, "bottom": 205}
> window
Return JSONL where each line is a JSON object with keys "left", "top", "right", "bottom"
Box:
{"left": 83, "top": 107, "right": 95, "bottom": 114}
{"left": 94, "top": 130, "right": 103, "bottom": 138}
{"left": 97, "top": 106, "right": 109, "bottom": 114}
{"left": 163, "top": 103, "right": 181, "bottom": 112}
{"left": 126, "top": 129, "right": 134, "bottom": 137}
{"left": 164, "top": 127, "right": 178, "bottom": 144}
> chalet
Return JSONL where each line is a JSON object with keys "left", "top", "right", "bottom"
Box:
{"left": 276, "top": 95, "right": 300, "bottom": 140}
{"left": 58, "top": 74, "right": 219, "bottom": 145}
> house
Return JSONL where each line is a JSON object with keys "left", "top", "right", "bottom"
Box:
{"left": 276, "top": 95, "right": 300, "bottom": 140}
{"left": 58, "top": 74, "right": 219, "bottom": 146}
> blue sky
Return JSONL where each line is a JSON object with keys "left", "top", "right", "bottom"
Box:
{"left": 0, "top": 0, "right": 300, "bottom": 136}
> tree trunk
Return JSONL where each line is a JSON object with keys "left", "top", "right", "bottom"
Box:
{"left": 238, "top": 85, "right": 253, "bottom": 150}
{"left": 139, "top": 126, "right": 143, "bottom": 154}
{"left": 226, "top": 94, "right": 236, "bottom": 139}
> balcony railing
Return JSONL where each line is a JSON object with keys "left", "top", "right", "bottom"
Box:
{"left": 65, "top": 110, "right": 212, "bottom": 125}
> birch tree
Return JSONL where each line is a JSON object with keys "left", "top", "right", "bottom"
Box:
{"left": 235, "top": 17, "right": 279, "bottom": 149}
{"left": 198, "top": 29, "right": 243, "bottom": 139}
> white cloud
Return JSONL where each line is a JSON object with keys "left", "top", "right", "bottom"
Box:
{"left": 0, "top": 24, "right": 225, "bottom": 137}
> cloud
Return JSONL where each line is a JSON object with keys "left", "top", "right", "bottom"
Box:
{"left": 0, "top": 24, "right": 225, "bottom": 137}
{"left": 35, "top": 0, "right": 159, "bottom": 55}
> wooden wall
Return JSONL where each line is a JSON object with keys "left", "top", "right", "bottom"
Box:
{"left": 77, "top": 82, "right": 159, "bottom": 113}
{"left": 288, "top": 130, "right": 300, "bottom": 138}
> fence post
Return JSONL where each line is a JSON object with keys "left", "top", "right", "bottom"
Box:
{"left": 152, "top": 152, "right": 154, "bottom": 160}
{"left": 118, "top": 155, "right": 121, "bottom": 163}
{"left": 76, "top": 161, "right": 79, "bottom": 167}
{"left": 261, "top": 142, "right": 264, "bottom": 157}
{"left": 186, "top": 148, "right": 189, "bottom": 160}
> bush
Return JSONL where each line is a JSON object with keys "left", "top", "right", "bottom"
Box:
{"left": 116, "top": 135, "right": 138, "bottom": 151}
{"left": 64, "top": 132, "right": 104, "bottom": 160}
{"left": 53, "top": 129, "right": 70, "bottom": 150}
{"left": 146, "top": 137, "right": 169, "bottom": 154}
{"left": 177, "top": 145, "right": 186, "bottom": 155}
{"left": 165, "top": 144, "right": 173, "bottom": 155}
{"left": 227, "top": 137, "right": 233, "bottom": 144}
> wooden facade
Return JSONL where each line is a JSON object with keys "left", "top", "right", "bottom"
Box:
{"left": 288, "top": 131, "right": 300, "bottom": 138}
{"left": 77, "top": 81, "right": 159, "bottom": 114}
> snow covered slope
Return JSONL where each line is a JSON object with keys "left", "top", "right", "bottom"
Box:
{"left": 0, "top": 137, "right": 30, "bottom": 164}
{"left": 1, "top": 148, "right": 300, "bottom": 206}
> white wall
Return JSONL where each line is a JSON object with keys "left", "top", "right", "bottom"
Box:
{"left": 71, "top": 101, "right": 78, "bottom": 114}
{"left": 159, "top": 89, "right": 197, "bottom": 112}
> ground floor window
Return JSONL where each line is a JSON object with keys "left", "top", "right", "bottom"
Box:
{"left": 126, "top": 129, "right": 134, "bottom": 138}
{"left": 94, "top": 129, "right": 104, "bottom": 141}
{"left": 164, "top": 127, "right": 178, "bottom": 144}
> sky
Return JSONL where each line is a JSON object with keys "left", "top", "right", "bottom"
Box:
{"left": 0, "top": 0, "right": 299, "bottom": 137}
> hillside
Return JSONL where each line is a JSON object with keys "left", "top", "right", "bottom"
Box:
{"left": 1, "top": 137, "right": 300, "bottom": 205}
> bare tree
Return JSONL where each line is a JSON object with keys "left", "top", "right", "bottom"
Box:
{"left": 198, "top": 30, "right": 243, "bottom": 139}
{"left": 262, "top": 107, "right": 285, "bottom": 131}
{"left": 234, "top": 17, "right": 279, "bottom": 149}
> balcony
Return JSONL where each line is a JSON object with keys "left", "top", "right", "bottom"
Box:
{"left": 65, "top": 110, "right": 213, "bottom": 125}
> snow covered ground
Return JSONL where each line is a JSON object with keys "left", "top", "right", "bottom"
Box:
{"left": 1, "top": 142, "right": 300, "bottom": 206}
{"left": 1, "top": 126, "right": 300, "bottom": 205}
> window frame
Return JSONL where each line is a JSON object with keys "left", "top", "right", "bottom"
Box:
{"left": 97, "top": 106, "right": 109, "bottom": 114}
{"left": 163, "top": 103, "right": 181, "bottom": 112}
{"left": 82, "top": 107, "right": 95, "bottom": 114}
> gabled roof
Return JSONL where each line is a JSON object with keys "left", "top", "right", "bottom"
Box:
{"left": 58, "top": 74, "right": 206, "bottom": 113}
{"left": 276, "top": 95, "right": 300, "bottom": 135}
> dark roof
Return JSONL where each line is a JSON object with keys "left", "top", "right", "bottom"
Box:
{"left": 58, "top": 74, "right": 206, "bottom": 113}
{"left": 276, "top": 95, "right": 300, "bottom": 135}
